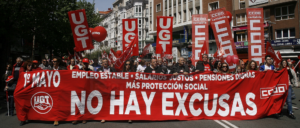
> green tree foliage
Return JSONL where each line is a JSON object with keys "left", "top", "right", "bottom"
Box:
{"left": 0, "top": 0, "right": 102, "bottom": 76}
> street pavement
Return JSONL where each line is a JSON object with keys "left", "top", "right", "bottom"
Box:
{"left": 0, "top": 87, "right": 300, "bottom": 128}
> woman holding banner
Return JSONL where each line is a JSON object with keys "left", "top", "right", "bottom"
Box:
{"left": 246, "top": 60, "right": 259, "bottom": 71}
{"left": 219, "top": 63, "right": 230, "bottom": 74}
{"left": 213, "top": 61, "right": 222, "bottom": 73}
{"left": 122, "top": 60, "right": 135, "bottom": 72}
{"left": 278, "top": 60, "right": 296, "bottom": 119}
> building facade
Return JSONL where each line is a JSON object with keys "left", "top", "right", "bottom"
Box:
{"left": 99, "top": 0, "right": 154, "bottom": 55}
{"left": 149, "top": 0, "right": 233, "bottom": 60}
{"left": 233, "top": 0, "right": 300, "bottom": 59}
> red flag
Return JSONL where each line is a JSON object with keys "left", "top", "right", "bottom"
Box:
{"left": 276, "top": 51, "right": 282, "bottom": 60}
{"left": 102, "top": 51, "right": 108, "bottom": 59}
{"left": 156, "top": 16, "right": 173, "bottom": 58}
{"left": 68, "top": 51, "right": 74, "bottom": 60}
{"left": 141, "top": 44, "right": 151, "bottom": 58}
{"left": 199, "top": 41, "right": 208, "bottom": 61}
{"left": 109, "top": 48, "right": 117, "bottom": 64}
{"left": 266, "top": 42, "right": 281, "bottom": 68}
{"left": 114, "top": 37, "right": 137, "bottom": 71}
{"left": 247, "top": 8, "right": 265, "bottom": 66}
{"left": 209, "top": 8, "right": 238, "bottom": 71}
{"left": 123, "top": 19, "right": 139, "bottom": 56}
{"left": 192, "top": 14, "right": 209, "bottom": 66}
{"left": 68, "top": 9, "right": 94, "bottom": 51}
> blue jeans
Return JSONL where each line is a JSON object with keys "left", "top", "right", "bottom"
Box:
{"left": 286, "top": 85, "right": 293, "bottom": 114}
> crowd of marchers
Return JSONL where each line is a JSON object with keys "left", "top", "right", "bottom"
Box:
{"left": 2, "top": 54, "right": 298, "bottom": 126}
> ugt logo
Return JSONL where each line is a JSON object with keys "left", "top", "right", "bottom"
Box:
{"left": 31, "top": 92, "right": 53, "bottom": 114}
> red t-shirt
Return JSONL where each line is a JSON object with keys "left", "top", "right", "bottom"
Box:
{"left": 204, "top": 63, "right": 211, "bottom": 71}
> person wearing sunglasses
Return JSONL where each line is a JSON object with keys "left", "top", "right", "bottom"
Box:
{"left": 213, "top": 61, "right": 222, "bottom": 73}
{"left": 77, "top": 59, "right": 83, "bottom": 69}
{"left": 39, "top": 59, "right": 51, "bottom": 70}
{"left": 219, "top": 63, "right": 230, "bottom": 74}
{"left": 51, "top": 58, "right": 66, "bottom": 71}
{"left": 260, "top": 55, "right": 276, "bottom": 71}
{"left": 97, "top": 58, "right": 116, "bottom": 72}
{"left": 122, "top": 60, "right": 135, "bottom": 72}
{"left": 246, "top": 60, "right": 258, "bottom": 71}
{"left": 277, "top": 60, "right": 296, "bottom": 119}
{"left": 195, "top": 54, "right": 213, "bottom": 72}
{"left": 144, "top": 58, "right": 164, "bottom": 74}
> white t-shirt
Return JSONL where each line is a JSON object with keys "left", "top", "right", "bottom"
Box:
{"left": 265, "top": 65, "right": 272, "bottom": 70}
{"left": 136, "top": 65, "right": 147, "bottom": 72}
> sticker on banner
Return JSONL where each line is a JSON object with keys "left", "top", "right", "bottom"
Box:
{"left": 260, "top": 84, "right": 287, "bottom": 99}
{"left": 31, "top": 92, "right": 53, "bottom": 114}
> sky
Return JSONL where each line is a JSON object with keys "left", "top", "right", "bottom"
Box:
{"left": 85, "top": 0, "right": 115, "bottom": 12}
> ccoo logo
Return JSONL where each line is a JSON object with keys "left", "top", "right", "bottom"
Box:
{"left": 31, "top": 92, "right": 53, "bottom": 114}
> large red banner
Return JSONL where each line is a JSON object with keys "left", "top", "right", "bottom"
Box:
{"left": 68, "top": 9, "right": 94, "bottom": 51}
{"left": 209, "top": 9, "right": 238, "bottom": 71}
{"left": 247, "top": 8, "right": 265, "bottom": 65}
{"left": 15, "top": 69, "right": 288, "bottom": 121}
{"left": 156, "top": 16, "right": 173, "bottom": 58}
{"left": 122, "top": 19, "right": 139, "bottom": 56}
{"left": 192, "top": 14, "right": 209, "bottom": 66}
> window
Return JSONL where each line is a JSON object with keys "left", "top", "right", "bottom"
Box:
{"left": 239, "top": 0, "right": 245, "bottom": 9}
{"left": 138, "top": 18, "right": 142, "bottom": 28}
{"left": 275, "top": 5, "right": 295, "bottom": 21}
{"left": 236, "top": 33, "right": 247, "bottom": 42}
{"left": 139, "top": 29, "right": 142, "bottom": 40}
{"left": 156, "top": 3, "right": 161, "bottom": 12}
{"left": 276, "top": 28, "right": 295, "bottom": 39}
{"left": 135, "top": 5, "right": 142, "bottom": 16}
{"left": 139, "top": 41, "right": 142, "bottom": 49}
{"left": 264, "top": 10, "right": 270, "bottom": 20}
{"left": 236, "top": 14, "right": 247, "bottom": 26}
{"left": 209, "top": 2, "right": 218, "bottom": 11}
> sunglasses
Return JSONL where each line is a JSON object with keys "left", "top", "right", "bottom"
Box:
{"left": 53, "top": 61, "right": 57, "bottom": 63}
{"left": 43, "top": 61, "right": 46, "bottom": 62}
{"left": 222, "top": 66, "right": 228, "bottom": 68}
{"left": 126, "top": 64, "right": 130, "bottom": 66}
{"left": 27, "top": 65, "right": 32, "bottom": 67}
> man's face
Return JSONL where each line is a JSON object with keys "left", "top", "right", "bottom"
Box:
{"left": 42, "top": 59, "right": 47, "bottom": 65}
{"left": 103, "top": 60, "right": 108, "bottom": 68}
{"left": 53, "top": 59, "right": 58, "bottom": 66}
{"left": 266, "top": 57, "right": 272, "bottom": 65}
{"left": 188, "top": 63, "right": 191, "bottom": 67}
{"left": 79, "top": 59, "right": 82, "bottom": 64}
{"left": 16, "top": 59, "right": 21, "bottom": 64}
{"left": 240, "top": 61, "right": 245, "bottom": 68}
{"left": 71, "top": 60, "right": 75, "bottom": 65}
{"left": 84, "top": 63, "right": 89, "bottom": 68}
{"left": 151, "top": 59, "right": 157, "bottom": 68}
{"left": 158, "top": 58, "right": 162, "bottom": 65}
{"left": 179, "top": 58, "right": 184, "bottom": 65}
{"left": 203, "top": 55, "right": 208, "bottom": 62}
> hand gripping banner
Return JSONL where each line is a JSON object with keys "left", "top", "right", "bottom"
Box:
{"left": 68, "top": 9, "right": 94, "bottom": 51}
{"left": 209, "top": 8, "right": 238, "bottom": 71}
{"left": 247, "top": 8, "right": 265, "bottom": 65}
{"left": 156, "top": 16, "right": 173, "bottom": 58}
{"left": 192, "top": 14, "right": 209, "bottom": 66}
{"left": 15, "top": 69, "right": 288, "bottom": 121}
{"left": 122, "top": 19, "right": 139, "bottom": 56}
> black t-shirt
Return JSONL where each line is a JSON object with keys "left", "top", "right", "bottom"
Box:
{"left": 144, "top": 66, "right": 163, "bottom": 73}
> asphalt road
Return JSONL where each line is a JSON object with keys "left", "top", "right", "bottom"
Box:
{"left": 0, "top": 88, "right": 300, "bottom": 128}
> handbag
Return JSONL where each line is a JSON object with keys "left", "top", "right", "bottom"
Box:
{"left": 6, "top": 81, "right": 17, "bottom": 91}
